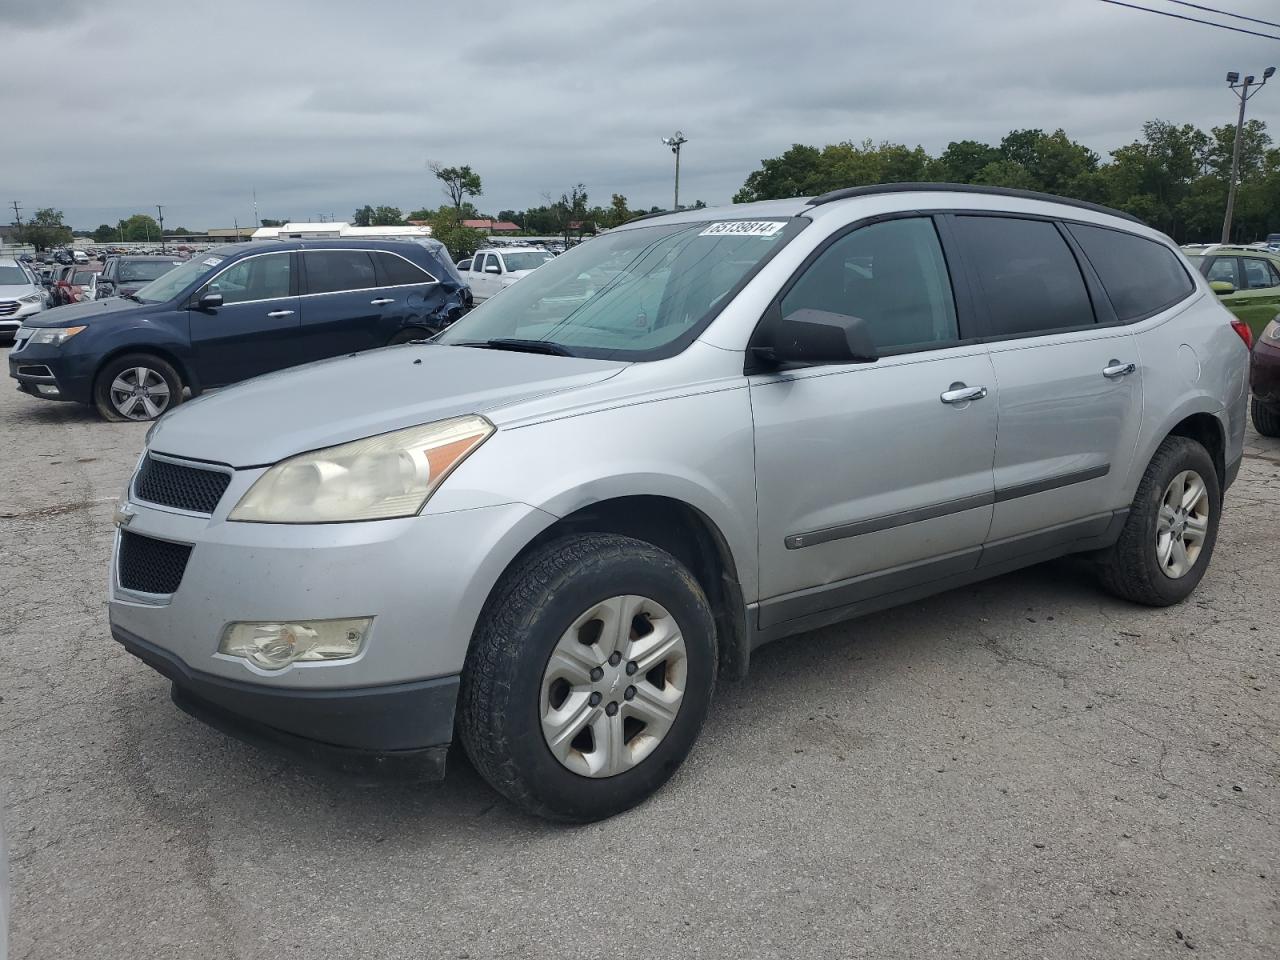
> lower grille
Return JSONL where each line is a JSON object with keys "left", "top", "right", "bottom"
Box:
{"left": 118, "top": 531, "right": 192, "bottom": 595}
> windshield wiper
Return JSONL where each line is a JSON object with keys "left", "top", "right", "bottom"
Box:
{"left": 466, "top": 338, "right": 577, "bottom": 357}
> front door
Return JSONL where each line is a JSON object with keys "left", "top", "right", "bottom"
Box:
{"left": 189, "top": 251, "right": 300, "bottom": 385}
{"left": 751, "top": 216, "right": 998, "bottom": 631}
{"left": 945, "top": 214, "right": 1143, "bottom": 549}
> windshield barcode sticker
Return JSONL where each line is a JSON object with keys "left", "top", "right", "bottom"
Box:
{"left": 699, "top": 221, "right": 785, "bottom": 237}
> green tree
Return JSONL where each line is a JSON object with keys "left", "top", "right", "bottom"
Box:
{"left": 21, "top": 208, "right": 74, "bottom": 251}
{"left": 370, "top": 205, "right": 405, "bottom": 226}
{"left": 116, "top": 214, "right": 162, "bottom": 243}
{"left": 429, "top": 162, "right": 483, "bottom": 213}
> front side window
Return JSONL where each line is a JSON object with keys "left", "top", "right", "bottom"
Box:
{"left": 953, "top": 216, "right": 1094, "bottom": 337}
{"left": 436, "top": 218, "right": 802, "bottom": 359}
{"left": 1067, "top": 224, "right": 1194, "bottom": 320}
{"left": 1242, "top": 257, "right": 1280, "bottom": 289}
{"left": 1206, "top": 257, "right": 1240, "bottom": 287}
{"left": 304, "top": 250, "right": 377, "bottom": 295}
{"left": 208, "top": 254, "right": 292, "bottom": 305}
{"left": 780, "top": 217, "right": 959, "bottom": 353}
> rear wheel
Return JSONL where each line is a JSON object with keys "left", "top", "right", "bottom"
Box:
{"left": 1096, "top": 436, "right": 1220, "bottom": 606}
{"left": 1252, "top": 396, "right": 1280, "bottom": 437}
{"left": 93, "top": 353, "right": 183, "bottom": 422}
{"left": 458, "top": 533, "right": 717, "bottom": 822}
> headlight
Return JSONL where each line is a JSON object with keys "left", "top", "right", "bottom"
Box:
{"left": 228, "top": 415, "right": 494, "bottom": 523}
{"left": 28, "top": 325, "right": 86, "bottom": 346}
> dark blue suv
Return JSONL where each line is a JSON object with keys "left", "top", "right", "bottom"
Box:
{"left": 8, "top": 238, "right": 470, "bottom": 421}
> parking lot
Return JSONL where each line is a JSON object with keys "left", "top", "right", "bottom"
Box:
{"left": 0, "top": 355, "right": 1276, "bottom": 959}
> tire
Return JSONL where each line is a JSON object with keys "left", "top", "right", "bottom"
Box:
{"left": 386, "top": 328, "right": 433, "bottom": 346}
{"left": 93, "top": 353, "right": 183, "bottom": 422}
{"left": 458, "top": 533, "right": 717, "bottom": 822}
{"left": 1096, "top": 435, "right": 1221, "bottom": 606}
{"left": 1252, "top": 396, "right": 1280, "bottom": 437}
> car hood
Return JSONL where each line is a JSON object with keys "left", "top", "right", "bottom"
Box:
{"left": 148, "top": 344, "right": 627, "bottom": 467}
{"left": 19, "top": 296, "right": 149, "bottom": 327}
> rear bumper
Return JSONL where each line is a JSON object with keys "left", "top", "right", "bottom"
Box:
{"left": 113, "top": 624, "right": 458, "bottom": 780}
{"left": 1251, "top": 337, "right": 1280, "bottom": 403}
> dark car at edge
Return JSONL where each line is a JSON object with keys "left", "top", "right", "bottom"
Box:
{"left": 8, "top": 238, "right": 470, "bottom": 421}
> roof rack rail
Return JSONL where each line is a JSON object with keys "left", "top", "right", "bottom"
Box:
{"left": 805, "top": 182, "right": 1142, "bottom": 225}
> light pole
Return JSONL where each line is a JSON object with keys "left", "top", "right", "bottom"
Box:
{"left": 1222, "top": 67, "right": 1275, "bottom": 244}
{"left": 660, "top": 131, "right": 687, "bottom": 211}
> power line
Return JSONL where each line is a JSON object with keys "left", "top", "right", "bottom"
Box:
{"left": 1095, "top": 0, "right": 1280, "bottom": 40}
{"left": 1158, "top": 0, "right": 1280, "bottom": 31}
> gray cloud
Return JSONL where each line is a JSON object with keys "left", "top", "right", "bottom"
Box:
{"left": 6, "top": 0, "right": 1279, "bottom": 229}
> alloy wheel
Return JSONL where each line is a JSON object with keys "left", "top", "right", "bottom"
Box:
{"left": 539, "top": 594, "right": 687, "bottom": 778}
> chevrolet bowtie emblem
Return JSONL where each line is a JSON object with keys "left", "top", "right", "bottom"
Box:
{"left": 113, "top": 505, "right": 134, "bottom": 528}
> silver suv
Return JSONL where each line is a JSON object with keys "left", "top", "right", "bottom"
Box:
{"left": 109, "top": 185, "right": 1248, "bottom": 821}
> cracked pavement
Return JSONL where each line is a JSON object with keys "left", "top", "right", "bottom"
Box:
{"left": 1, "top": 355, "right": 1277, "bottom": 959}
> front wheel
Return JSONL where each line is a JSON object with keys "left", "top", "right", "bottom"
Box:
{"left": 93, "top": 353, "right": 183, "bottom": 422}
{"left": 1096, "top": 435, "right": 1221, "bottom": 606}
{"left": 1252, "top": 396, "right": 1280, "bottom": 437}
{"left": 458, "top": 534, "right": 717, "bottom": 822}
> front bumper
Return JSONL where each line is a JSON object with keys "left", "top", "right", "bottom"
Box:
{"left": 114, "top": 624, "right": 457, "bottom": 777}
{"left": 8, "top": 339, "right": 93, "bottom": 403}
{"left": 1251, "top": 336, "right": 1280, "bottom": 404}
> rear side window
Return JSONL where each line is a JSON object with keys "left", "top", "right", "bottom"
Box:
{"left": 952, "top": 216, "right": 1094, "bottom": 337}
{"left": 304, "top": 250, "right": 378, "bottom": 294}
{"left": 781, "top": 217, "right": 959, "bottom": 353}
{"left": 1067, "top": 224, "right": 1194, "bottom": 320}
{"left": 374, "top": 252, "right": 433, "bottom": 286}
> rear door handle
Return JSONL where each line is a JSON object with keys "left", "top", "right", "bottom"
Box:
{"left": 370, "top": 298, "right": 395, "bottom": 305}
{"left": 266, "top": 309, "right": 295, "bottom": 318}
{"left": 1102, "top": 361, "right": 1136, "bottom": 379}
{"left": 940, "top": 383, "right": 988, "bottom": 405}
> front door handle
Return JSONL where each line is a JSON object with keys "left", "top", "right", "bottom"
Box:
{"left": 940, "top": 383, "right": 988, "bottom": 405}
{"left": 370, "top": 298, "right": 395, "bottom": 306}
{"left": 1102, "top": 360, "right": 1136, "bottom": 379}
{"left": 266, "top": 309, "right": 295, "bottom": 318}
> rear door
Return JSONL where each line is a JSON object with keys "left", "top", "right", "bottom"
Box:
{"left": 297, "top": 249, "right": 383, "bottom": 360}
{"left": 751, "top": 215, "right": 998, "bottom": 630}
{"left": 189, "top": 251, "right": 300, "bottom": 385}
{"left": 947, "top": 215, "right": 1143, "bottom": 554}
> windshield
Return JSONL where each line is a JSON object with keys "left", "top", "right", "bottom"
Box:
{"left": 133, "top": 255, "right": 224, "bottom": 303}
{"left": 438, "top": 219, "right": 801, "bottom": 359}
{"left": 119, "top": 260, "right": 181, "bottom": 282}
{"left": 0, "top": 266, "right": 30, "bottom": 285}
{"left": 502, "top": 251, "right": 554, "bottom": 272}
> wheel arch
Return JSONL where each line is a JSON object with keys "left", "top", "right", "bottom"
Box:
{"left": 484, "top": 495, "right": 753, "bottom": 681}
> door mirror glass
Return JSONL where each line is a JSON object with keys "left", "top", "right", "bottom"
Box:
{"left": 197, "top": 292, "right": 224, "bottom": 309}
{"left": 767, "top": 307, "right": 879, "bottom": 364}
{"left": 1210, "top": 280, "right": 1235, "bottom": 295}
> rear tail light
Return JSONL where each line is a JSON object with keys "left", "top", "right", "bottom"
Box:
{"left": 1231, "top": 319, "right": 1253, "bottom": 350}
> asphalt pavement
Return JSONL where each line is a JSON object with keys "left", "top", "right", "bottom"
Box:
{"left": 1, "top": 351, "right": 1277, "bottom": 959}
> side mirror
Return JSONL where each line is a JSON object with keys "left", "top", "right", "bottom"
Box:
{"left": 757, "top": 306, "right": 879, "bottom": 366}
{"left": 196, "top": 292, "right": 223, "bottom": 310}
{"left": 485, "top": 264, "right": 501, "bottom": 274}
{"left": 1210, "top": 280, "right": 1235, "bottom": 295}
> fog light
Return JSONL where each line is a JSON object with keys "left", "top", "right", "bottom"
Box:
{"left": 219, "top": 618, "right": 371, "bottom": 670}
{"left": 36, "top": 384, "right": 59, "bottom": 397}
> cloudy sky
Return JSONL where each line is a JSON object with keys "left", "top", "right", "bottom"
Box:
{"left": 4, "top": 0, "right": 1279, "bottom": 230}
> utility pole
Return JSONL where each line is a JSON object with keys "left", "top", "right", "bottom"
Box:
{"left": 660, "top": 131, "right": 688, "bottom": 210}
{"left": 1222, "top": 67, "right": 1275, "bottom": 244}
{"left": 156, "top": 204, "right": 166, "bottom": 253}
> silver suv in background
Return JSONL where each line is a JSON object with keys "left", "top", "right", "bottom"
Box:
{"left": 0, "top": 258, "right": 46, "bottom": 340}
{"left": 109, "top": 184, "right": 1248, "bottom": 821}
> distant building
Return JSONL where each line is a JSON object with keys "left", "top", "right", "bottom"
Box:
{"left": 250, "top": 221, "right": 433, "bottom": 241}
